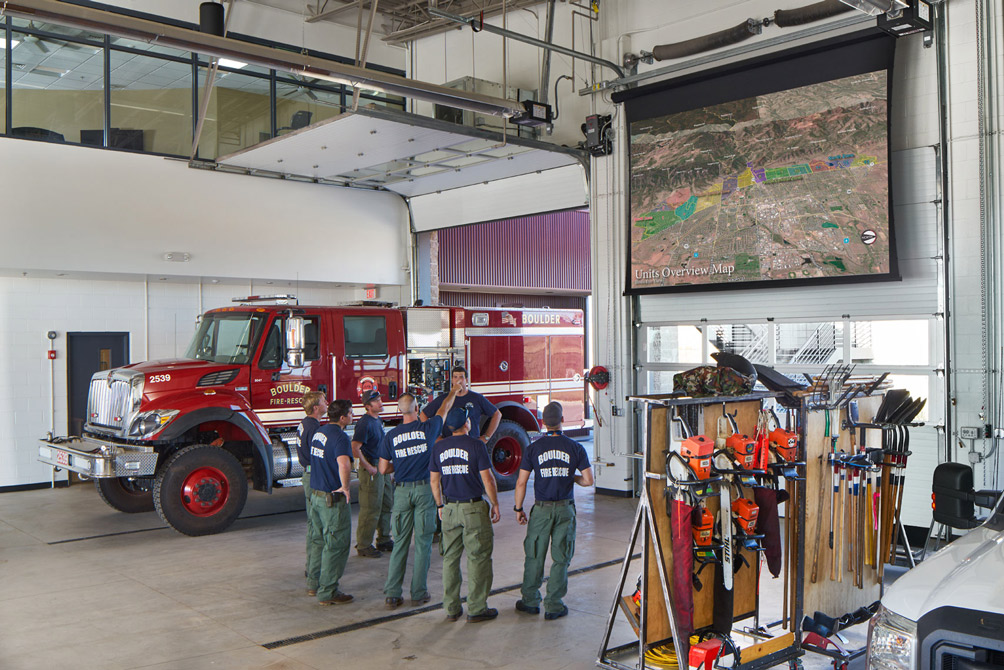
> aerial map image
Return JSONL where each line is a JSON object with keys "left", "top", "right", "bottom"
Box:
{"left": 629, "top": 70, "right": 890, "bottom": 290}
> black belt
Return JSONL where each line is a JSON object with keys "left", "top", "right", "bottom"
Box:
{"left": 445, "top": 496, "right": 483, "bottom": 504}
{"left": 311, "top": 489, "right": 347, "bottom": 502}
{"left": 397, "top": 478, "right": 430, "bottom": 487}
{"left": 535, "top": 499, "right": 573, "bottom": 506}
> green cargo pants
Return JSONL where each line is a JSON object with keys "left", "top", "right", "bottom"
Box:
{"left": 383, "top": 481, "right": 436, "bottom": 601}
{"left": 520, "top": 501, "right": 576, "bottom": 614}
{"left": 441, "top": 499, "right": 494, "bottom": 617}
{"left": 303, "top": 467, "right": 320, "bottom": 577}
{"left": 307, "top": 492, "right": 351, "bottom": 601}
{"left": 356, "top": 467, "right": 393, "bottom": 549}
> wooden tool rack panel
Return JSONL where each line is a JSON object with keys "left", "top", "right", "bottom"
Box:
{"left": 644, "top": 398, "right": 762, "bottom": 642}
{"left": 800, "top": 397, "right": 883, "bottom": 618}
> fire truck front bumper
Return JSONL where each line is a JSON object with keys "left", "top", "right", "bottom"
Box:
{"left": 37, "top": 436, "right": 158, "bottom": 478}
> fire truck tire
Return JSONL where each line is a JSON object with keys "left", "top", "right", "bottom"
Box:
{"left": 95, "top": 477, "right": 155, "bottom": 514}
{"left": 488, "top": 420, "right": 530, "bottom": 492}
{"left": 153, "top": 445, "right": 248, "bottom": 536}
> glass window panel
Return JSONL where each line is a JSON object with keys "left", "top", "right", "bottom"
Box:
{"left": 10, "top": 32, "right": 104, "bottom": 144}
{"left": 109, "top": 36, "right": 189, "bottom": 59}
{"left": 198, "top": 66, "right": 271, "bottom": 159}
{"left": 774, "top": 322, "right": 844, "bottom": 366}
{"left": 708, "top": 323, "right": 772, "bottom": 365}
{"left": 646, "top": 371, "right": 677, "bottom": 395}
{"left": 275, "top": 79, "right": 344, "bottom": 138}
{"left": 110, "top": 51, "right": 193, "bottom": 155}
{"left": 854, "top": 320, "right": 930, "bottom": 366}
{"left": 645, "top": 325, "right": 702, "bottom": 364}
{"left": 355, "top": 89, "right": 406, "bottom": 111}
{"left": 344, "top": 316, "right": 387, "bottom": 358}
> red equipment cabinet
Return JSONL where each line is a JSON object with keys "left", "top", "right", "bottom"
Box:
{"left": 38, "top": 301, "right": 586, "bottom": 535}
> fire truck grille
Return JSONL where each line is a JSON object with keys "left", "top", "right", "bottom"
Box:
{"left": 87, "top": 378, "right": 132, "bottom": 429}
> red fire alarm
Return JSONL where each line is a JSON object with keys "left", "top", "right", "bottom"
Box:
{"left": 47, "top": 350, "right": 57, "bottom": 360}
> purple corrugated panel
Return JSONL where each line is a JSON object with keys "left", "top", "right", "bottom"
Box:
{"left": 437, "top": 210, "right": 590, "bottom": 292}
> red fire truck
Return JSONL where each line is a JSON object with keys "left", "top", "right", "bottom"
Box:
{"left": 38, "top": 298, "right": 586, "bottom": 536}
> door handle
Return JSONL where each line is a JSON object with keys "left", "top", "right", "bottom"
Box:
{"left": 318, "top": 384, "right": 327, "bottom": 394}
{"left": 271, "top": 371, "right": 281, "bottom": 382}
{"left": 389, "top": 381, "right": 398, "bottom": 400}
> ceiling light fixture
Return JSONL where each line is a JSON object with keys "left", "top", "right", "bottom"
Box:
{"left": 217, "top": 57, "right": 246, "bottom": 69}
{"left": 1, "top": 38, "right": 22, "bottom": 48}
{"left": 837, "top": 0, "right": 908, "bottom": 16}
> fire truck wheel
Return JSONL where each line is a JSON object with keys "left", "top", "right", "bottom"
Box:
{"left": 95, "top": 477, "right": 155, "bottom": 514}
{"left": 488, "top": 420, "right": 530, "bottom": 492}
{"left": 153, "top": 445, "right": 248, "bottom": 536}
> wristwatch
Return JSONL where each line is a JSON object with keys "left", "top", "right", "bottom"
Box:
{"left": 437, "top": 504, "right": 444, "bottom": 509}
{"left": 513, "top": 506, "right": 523, "bottom": 513}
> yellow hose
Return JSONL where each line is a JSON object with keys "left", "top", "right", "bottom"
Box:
{"left": 645, "top": 642, "right": 679, "bottom": 669}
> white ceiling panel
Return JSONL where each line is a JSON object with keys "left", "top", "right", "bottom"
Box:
{"left": 216, "top": 106, "right": 585, "bottom": 199}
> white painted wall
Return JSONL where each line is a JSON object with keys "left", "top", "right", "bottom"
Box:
{"left": 1, "top": 138, "right": 409, "bottom": 286}
{"left": 0, "top": 276, "right": 381, "bottom": 488}
{"left": 93, "top": 0, "right": 406, "bottom": 71}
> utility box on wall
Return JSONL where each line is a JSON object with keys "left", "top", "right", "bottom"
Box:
{"left": 434, "top": 76, "right": 538, "bottom": 138}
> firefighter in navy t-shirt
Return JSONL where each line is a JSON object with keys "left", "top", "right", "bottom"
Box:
{"left": 430, "top": 406, "right": 501, "bottom": 623}
{"left": 298, "top": 391, "right": 327, "bottom": 594}
{"left": 377, "top": 384, "right": 460, "bottom": 609}
{"left": 420, "top": 365, "right": 501, "bottom": 441}
{"left": 308, "top": 399, "right": 354, "bottom": 605}
{"left": 352, "top": 389, "right": 393, "bottom": 558}
{"left": 513, "top": 401, "right": 593, "bottom": 620}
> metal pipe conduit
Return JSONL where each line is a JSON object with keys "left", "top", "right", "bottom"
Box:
{"left": 427, "top": 6, "right": 626, "bottom": 79}
{"left": 0, "top": 0, "right": 526, "bottom": 118}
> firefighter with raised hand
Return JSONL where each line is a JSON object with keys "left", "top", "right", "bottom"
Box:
{"left": 308, "top": 399, "right": 354, "bottom": 605}
{"left": 513, "top": 401, "right": 593, "bottom": 621}
{"left": 378, "top": 384, "right": 460, "bottom": 610}
{"left": 420, "top": 365, "right": 501, "bottom": 442}
{"left": 352, "top": 389, "right": 393, "bottom": 558}
{"left": 299, "top": 391, "right": 327, "bottom": 595}
{"left": 429, "top": 406, "right": 501, "bottom": 623}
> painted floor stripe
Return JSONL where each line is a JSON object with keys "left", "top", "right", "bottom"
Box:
{"left": 260, "top": 553, "right": 640, "bottom": 650}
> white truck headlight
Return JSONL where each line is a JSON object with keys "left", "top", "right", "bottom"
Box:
{"left": 129, "top": 410, "right": 180, "bottom": 438}
{"left": 868, "top": 605, "right": 917, "bottom": 670}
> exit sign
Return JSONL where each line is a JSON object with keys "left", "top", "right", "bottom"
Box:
{"left": 365, "top": 287, "right": 376, "bottom": 300}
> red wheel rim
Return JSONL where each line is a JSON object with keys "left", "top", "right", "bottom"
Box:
{"left": 181, "top": 466, "right": 230, "bottom": 516}
{"left": 492, "top": 436, "right": 522, "bottom": 477}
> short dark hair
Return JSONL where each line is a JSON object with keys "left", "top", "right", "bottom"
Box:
{"left": 328, "top": 399, "right": 353, "bottom": 422}
{"left": 451, "top": 365, "right": 468, "bottom": 377}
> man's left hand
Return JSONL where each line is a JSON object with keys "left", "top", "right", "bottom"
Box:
{"left": 489, "top": 504, "right": 500, "bottom": 523}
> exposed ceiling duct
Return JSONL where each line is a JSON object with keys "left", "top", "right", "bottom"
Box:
{"left": 0, "top": 0, "right": 525, "bottom": 118}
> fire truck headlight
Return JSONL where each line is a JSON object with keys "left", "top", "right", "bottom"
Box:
{"left": 867, "top": 605, "right": 917, "bottom": 670}
{"left": 129, "top": 410, "right": 180, "bottom": 438}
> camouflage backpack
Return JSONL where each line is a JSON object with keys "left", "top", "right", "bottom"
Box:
{"left": 673, "top": 365, "right": 755, "bottom": 397}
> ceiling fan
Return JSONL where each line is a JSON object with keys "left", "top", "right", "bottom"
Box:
{"left": 20, "top": 21, "right": 96, "bottom": 55}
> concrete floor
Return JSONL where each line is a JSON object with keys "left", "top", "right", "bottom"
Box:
{"left": 0, "top": 467, "right": 877, "bottom": 670}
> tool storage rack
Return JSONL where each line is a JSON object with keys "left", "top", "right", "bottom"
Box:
{"left": 598, "top": 392, "right": 804, "bottom": 670}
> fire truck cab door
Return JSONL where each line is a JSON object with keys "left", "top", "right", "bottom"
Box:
{"left": 335, "top": 310, "right": 405, "bottom": 417}
{"left": 250, "top": 313, "right": 328, "bottom": 429}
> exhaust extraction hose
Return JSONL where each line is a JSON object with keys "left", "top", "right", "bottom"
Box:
{"left": 773, "top": 0, "right": 855, "bottom": 28}
{"left": 652, "top": 18, "right": 761, "bottom": 62}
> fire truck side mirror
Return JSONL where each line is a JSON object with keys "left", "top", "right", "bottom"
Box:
{"left": 285, "top": 316, "right": 305, "bottom": 368}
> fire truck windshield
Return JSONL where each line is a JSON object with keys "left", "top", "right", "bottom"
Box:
{"left": 185, "top": 312, "right": 267, "bottom": 364}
